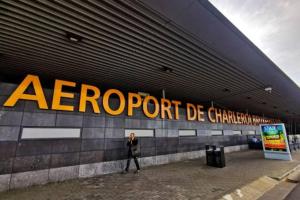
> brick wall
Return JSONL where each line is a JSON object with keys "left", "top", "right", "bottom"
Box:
{"left": 0, "top": 82, "right": 259, "bottom": 190}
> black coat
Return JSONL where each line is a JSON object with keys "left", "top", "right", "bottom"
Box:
{"left": 127, "top": 138, "right": 138, "bottom": 154}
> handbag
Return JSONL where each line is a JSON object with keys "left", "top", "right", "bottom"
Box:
{"left": 131, "top": 146, "right": 140, "bottom": 157}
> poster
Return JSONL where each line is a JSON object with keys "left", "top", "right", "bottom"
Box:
{"left": 261, "top": 124, "right": 287, "bottom": 151}
{"left": 260, "top": 123, "right": 292, "bottom": 161}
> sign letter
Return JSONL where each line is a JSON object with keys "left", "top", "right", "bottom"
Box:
{"left": 128, "top": 93, "right": 142, "bottom": 116}
{"left": 4, "top": 74, "right": 48, "bottom": 109}
{"left": 79, "top": 84, "right": 101, "bottom": 113}
{"left": 52, "top": 79, "right": 76, "bottom": 111}
{"left": 103, "top": 89, "right": 126, "bottom": 116}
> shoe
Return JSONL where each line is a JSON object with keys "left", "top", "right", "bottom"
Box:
{"left": 134, "top": 170, "right": 140, "bottom": 174}
{"left": 122, "top": 170, "right": 128, "bottom": 174}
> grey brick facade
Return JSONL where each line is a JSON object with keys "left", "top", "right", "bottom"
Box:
{"left": 0, "top": 82, "right": 259, "bottom": 190}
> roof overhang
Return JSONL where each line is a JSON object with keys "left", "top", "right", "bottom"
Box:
{"left": 0, "top": 0, "right": 299, "bottom": 121}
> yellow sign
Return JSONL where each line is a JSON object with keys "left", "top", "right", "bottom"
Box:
{"left": 3, "top": 74, "right": 279, "bottom": 125}
{"left": 207, "top": 107, "right": 277, "bottom": 125}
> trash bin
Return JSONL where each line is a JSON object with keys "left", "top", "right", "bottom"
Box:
{"left": 214, "top": 146, "right": 225, "bottom": 168}
{"left": 205, "top": 145, "right": 225, "bottom": 168}
{"left": 205, "top": 145, "right": 214, "bottom": 166}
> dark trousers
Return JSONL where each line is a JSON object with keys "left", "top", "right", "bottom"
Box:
{"left": 125, "top": 151, "right": 140, "bottom": 171}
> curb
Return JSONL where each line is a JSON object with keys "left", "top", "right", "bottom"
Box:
{"left": 273, "top": 164, "right": 300, "bottom": 181}
{"left": 218, "top": 176, "right": 278, "bottom": 200}
{"left": 219, "top": 164, "right": 300, "bottom": 200}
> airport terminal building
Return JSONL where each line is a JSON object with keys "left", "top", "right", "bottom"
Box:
{"left": 0, "top": 0, "right": 299, "bottom": 191}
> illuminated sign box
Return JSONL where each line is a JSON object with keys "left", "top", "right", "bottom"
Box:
{"left": 260, "top": 124, "right": 292, "bottom": 161}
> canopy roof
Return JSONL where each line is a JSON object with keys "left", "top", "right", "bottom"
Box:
{"left": 0, "top": 0, "right": 299, "bottom": 121}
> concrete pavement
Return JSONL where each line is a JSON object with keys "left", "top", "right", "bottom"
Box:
{"left": 1, "top": 150, "right": 300, "bottom": 200}
{"left": 285, "top": 183, "right": 300, "bottom": 200}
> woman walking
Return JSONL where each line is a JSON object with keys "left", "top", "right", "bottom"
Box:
{"left": 124, "top": 132, "right": 140, "bottom": 173}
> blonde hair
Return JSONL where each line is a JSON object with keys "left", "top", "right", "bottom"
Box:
{"left": 130, "top": 132, "right": 135, "bottom": 137}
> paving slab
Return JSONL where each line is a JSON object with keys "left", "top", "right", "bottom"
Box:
{"left": 284, "top": 183, "right": 300, "bottom": 200}
{"left": 1, "top": 150, "right": 300, "bottom": 200}
{"left": 258, "top": 181, "right": 297, "bottom": 200}
{"left": 219, "top": 176, "right": 278, "bottom": 200}
{"left": 287, "top": 169, "right": 300, "bottom": 183}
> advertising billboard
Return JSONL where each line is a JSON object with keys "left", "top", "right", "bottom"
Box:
{"left": 260, "top": 124, "right": 292, "bottom": 161}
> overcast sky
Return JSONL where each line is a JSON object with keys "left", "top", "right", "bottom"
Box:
{"left": 209, "top": 0, "right": 300, "bottom": 86}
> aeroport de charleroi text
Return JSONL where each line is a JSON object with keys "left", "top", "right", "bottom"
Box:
{"left": 3, "top": 74, "right": 280, "bottom": 125}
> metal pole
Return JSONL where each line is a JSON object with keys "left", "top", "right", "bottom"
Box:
{"left": 162, "top": 89, "right": 165, "bottom": 130}
{"left": 295, "top": 120, "right": 297, "bottom": 135}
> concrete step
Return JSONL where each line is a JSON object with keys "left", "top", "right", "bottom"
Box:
{"left": 219, "top": 176, "right": 278, "bottom": 200}
{"left": 274, "top": 165, "right": 300, "bottom": 181}
{"left": 257, "top": 181, "right": 297, "bottom": 200}
{"left": 287, "top": 169, "right": 300, "bottom": 183}
{"left": 218, "top": 167, "right": 300, "bottom": 200}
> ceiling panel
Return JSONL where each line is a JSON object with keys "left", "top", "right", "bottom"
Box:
{"left": 0, "top": 0, "right": 299, "bottom": 121}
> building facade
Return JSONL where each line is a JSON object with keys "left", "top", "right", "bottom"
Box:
{"left": 0, "top": 79, "right": 258, "bottom": 191}
{"left": 0, "top": 0, "right": 299, "bottom": 192}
